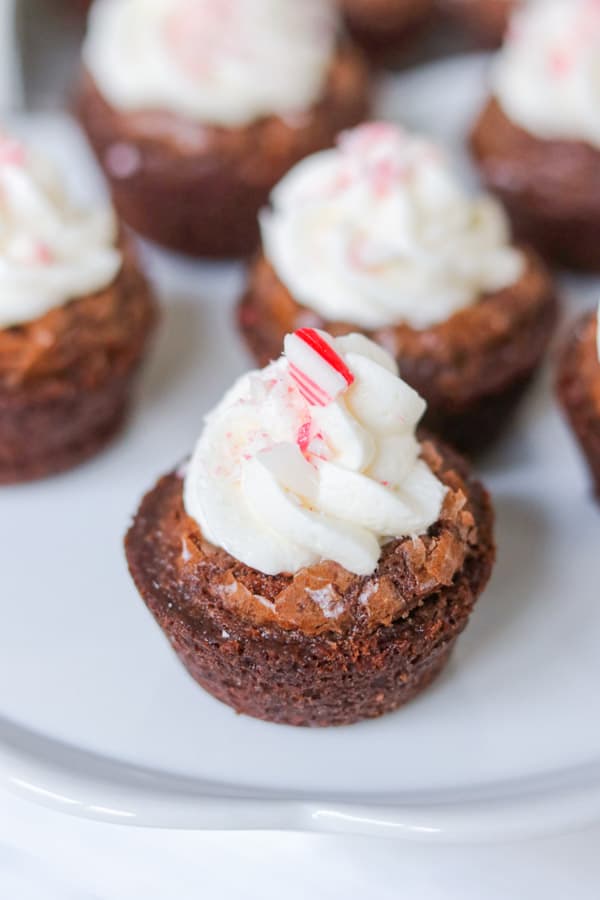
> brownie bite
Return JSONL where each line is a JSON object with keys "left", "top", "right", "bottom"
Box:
{"left": 471, "top": 0, "right": 600, "bottom": 271}
{"left": 126, "top": 329, "right": 495, "bottom": 727}
{"left": 437, "top": 0, "right": 515, "bottom": 48}
{"left": 557, "top": 308, "right": 600, "bottom": 499}
{"left": 77, "top": 0, "right": 370, "bottom": 258}
{"left": 339, "top": 0, "right": 433, "bottom": 55}
{"left": 0, "top": 132, "right": 155, "bottom": 484}
{"left": 239, "top": 123, "right": 557, "bottom": 454}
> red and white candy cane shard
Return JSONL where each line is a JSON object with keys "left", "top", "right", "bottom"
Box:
{"left": 284, "top": 329, "right": 354, "bottom": 407}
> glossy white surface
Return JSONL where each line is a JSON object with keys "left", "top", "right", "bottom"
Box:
{"left": 1, "top": 56, "right": 599, "bottom": 840}
{"left": 2, "top": 789, "right": 600, "bottom": 900}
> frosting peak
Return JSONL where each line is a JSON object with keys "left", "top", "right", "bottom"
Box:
{"left": 260, "top": 123, "right": 524, "bottom": 330}
{"left": 184, "top": 330, "right": 446, "bottom": 576}
{"left": 493, "top": 0, "right": 600, "bottom": 149}
{"left": 0, "top": 132, "right": 121, "bottom": 329}
{"left": 83, "top": 0, "right": 337, "bottom": 126}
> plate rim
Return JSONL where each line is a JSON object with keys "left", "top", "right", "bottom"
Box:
{"left": 3, "top": 716, "right": 600, "bottom": 841}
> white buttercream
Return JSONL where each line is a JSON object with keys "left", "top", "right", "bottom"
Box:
{"left": 493, "top": 0, "right": 600, "bottom": 149}
{"left": 0, "top": 133, "right": 121, "bottom": 329}
{"left": 260, "top": 123, "right": 523, "bottom": 330}
{"left": 184, "top": 331, "right": 446, "bottom": 576}
{"left": 83, "top": 0, "right": 337, "bottom": 126}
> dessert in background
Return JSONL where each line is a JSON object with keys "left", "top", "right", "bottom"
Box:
{"left": 0, "top": 131, "right": 155, "bottom": 484}
{"left": 125, "top": 329, "right": 495, "bottom": 726}
{"left": 557, "top": 305, "right": 600, "bottom": 498}
{"left": 437, "top": 0, "right": 516, "bottom": 48}
{"left": 339, "top": 0, "right": 433, "bottom": 55}
{"left": 471, "top": 0, "right": 600, "bottom": 270}
{"left": 239, "top": 123, "right": 557, "bottom": 453}
{"left": 77, "top": 0, "right": 370, "bottom": 258}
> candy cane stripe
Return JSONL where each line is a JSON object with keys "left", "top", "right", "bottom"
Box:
{"left": 289, "top": 363, "right": 330, "bottom": 406}
{"left": 295, "top": 328, "right": 355, "bottom": 386}
{"left": 284, "top": 329, "right": 356, "bottom": 408}
{"left": 289, "top": 362, "right": 330, "bottom": 401}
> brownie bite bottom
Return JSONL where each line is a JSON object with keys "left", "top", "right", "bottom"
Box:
{"left": 76, "top": 46, "right": 370, "bottom": 259}
{"left": 0, "top": 254, "right": 156, "bottom": 484}
{"left": 557, "top": 313, "right": 600, "bottom": 498}
{"left": 1, "top": 366, "right": 133, "bottom": 484}
{"left": 125, "top": 442, "right": 494, "bottom": 727}
{"left": 437, "top": 0, "right": 514, "bottom": 48}
{"left": 179, "top": 626, "right": 457, "bottom": 727}
{"left": 471, "top": 100, "right": 600, "bottom": 272}
{"left": 340, "top": 0, "right": 433, "bottom": 56}
{"left": 420, "top": 371, "right": 534, "bottom": 455}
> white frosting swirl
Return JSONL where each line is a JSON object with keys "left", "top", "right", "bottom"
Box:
{"left": 0, "top": 133, "right": 121, "bottom": 329}
{"left": 83, "top": 0, "right": 337, "bottom": 126}
{"left": 184, "top": 331, "right": 446, "bottom": 576}
{"left": 493, "top": 0, "right": 600, "bottom": 149}
{"left": 260, "top": 123, "right": 524, "bottom": 331}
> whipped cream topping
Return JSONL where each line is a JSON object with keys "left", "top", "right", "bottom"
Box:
{"left": 0, "top": 133, "right": 121, "bottom": 329}
{"left": 260, "top": 123, "right": 524, "bottom": 331}
{"left": 493, "top": 0, "right": 600, "bottom": 149}
{"left": 83, "top": 0, "right": 337, "bottom": 126}
{"left": 184, "top": 329, "right": 446, "bottom": 576}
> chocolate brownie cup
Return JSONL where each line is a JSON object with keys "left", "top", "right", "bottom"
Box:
{"left": 557, "top": 307, "right": 600, "bottom": 499}
{"left": 471, "top": 0, "right": 600, "bottom": 271}
{"left": 437, "top": 0, "right": 515, "bottom": 48}
{"left": 0, "top": 133, "right": 155, "bottom": 484}
{"left": 77, "top": 0, "right": 370, "bottom": 258}
{"left": 339, "top": 0, "right": 433, "bottom": 55}
{"left": 126, "top": 329, "right": 495, "bottom": 727}
{"left": 239, "top": 124, "right": 557, "bottom": 454}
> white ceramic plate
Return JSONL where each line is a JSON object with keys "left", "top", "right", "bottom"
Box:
{"left": 2, "top": 56, "right": 600, "bottom": 842}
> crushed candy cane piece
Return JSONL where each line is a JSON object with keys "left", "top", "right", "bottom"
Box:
{"left": 284, "top": 328, "right": 354, "bottom": 407}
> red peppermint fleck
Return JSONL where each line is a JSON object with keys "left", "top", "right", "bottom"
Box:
{"left": 33, "top": 242, "right": 53, "bottom": 265}
{"left": 308, "top": 433, "right": 328, "bottom": 460}
{"left": 549, "top": 49, "right": 573, "bottom": 76}
{"left": 0, "top": 136, "right": 25, "bottom": 167}
{"left": 296, "top": 421, "right": 311, "bottom": 454}
{"left": 372, "top": 158, "right": 401, "bottom": 198}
